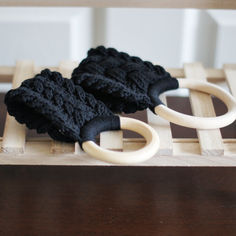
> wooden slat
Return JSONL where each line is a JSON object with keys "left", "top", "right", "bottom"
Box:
{"left": 0, "top": 153, "right": 235, "bottom": 166}
{"left": 0, "top": 0, "right": 235, "bottom": 9}
{"left": 184, "top": 63, "right": 224, "bottom": 156}
{"left": 205, "top": 68, "right": 225, "bottom": 81}
{"left": 147, "top": 95, "right": 173, "bottom": 155}
{"left": 0, "top": 66, "right": 14, "bottom": 82}
{"left": 223, "top": 64, "right": 236, "bottom": 97}
{"left": 51, "top": 141, "right": 75, "bottom": 154}
{"left": 100, "top": 130, "right": 123, "bottom": 151}
{"left": 1, "top": 61, "right": 34, "bottom": 153}
{"left": 0, "top": 138, "right": 235, "bottom": 166}
{"left": 34, "top": 66, "right": 58, "bottom": 75}
{"left": 51, "top": 61, "right": 78, "bottom": 154}
{"left": 166, "top": 68, "right": 225, "bottom": 80}
{"left": 0, "top": 66, "right": 226, "bottom": 82}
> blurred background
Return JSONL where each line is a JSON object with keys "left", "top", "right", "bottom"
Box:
{"left": 0, "top": 7, "right": 236, "bottom": 68}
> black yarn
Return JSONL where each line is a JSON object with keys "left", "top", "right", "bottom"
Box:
{"left": 5, "top": 69, "right": 120, "bottom": 146}
{"left": 148, "top": 77, "right": 179, "bottom": 112}
{"left": 72, "top": 46, "right": 179, "bottom": 113}
{"left": 81, "top": 115, "right": 120, "bottom": 143}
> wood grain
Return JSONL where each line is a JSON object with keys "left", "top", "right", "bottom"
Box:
{"left": 184, "top": 63, "right": 224, "bottom": 156}
{"left": 1, "top": 61, "right": 34, "bottom": 153}
{"left": 0, "top": 166, "right": 236, "bottom": 236}
{"left": 0, "top": 138, "right": 235, "bottom": 166}
{"left": 0, "top": 66, "right": 227, "bottom": 83}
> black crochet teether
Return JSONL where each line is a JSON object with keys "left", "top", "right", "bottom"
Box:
{"left": 72, "top": 46, "right": 178, "bottom": 114}
{"left": 5, "top": 69, "right": 160, "bottom": 164}
{"left": 71, "top": 46, "right": 236, "bottom": 129}
{"left": 5, "top": 69, "right": 119, "bottom": 145}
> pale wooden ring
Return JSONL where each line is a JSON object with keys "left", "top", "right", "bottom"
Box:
{"left": 82, "top": 117, "right": 160, "bottom": 164}
{"left": 154, "top": 78, "right": 236, "bottom": 129}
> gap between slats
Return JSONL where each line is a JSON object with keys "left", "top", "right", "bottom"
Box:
{"left": 0, "top": 66, "right": 227, "bottom": 83}
{"left": 184, "top": 63, "right": 224, "bottom": 156}
{"left": 1, "top": 61, "right": 34, "bottom": 153}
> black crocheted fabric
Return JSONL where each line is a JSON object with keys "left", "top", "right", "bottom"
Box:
{"left": 5, "top": 69, "right": 120, "bottom": 146}
{"left": 72, "top": 46, "right": 179, "bottom": 113}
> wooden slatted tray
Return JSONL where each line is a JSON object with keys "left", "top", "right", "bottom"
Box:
{"left": 0, "top": 61, "right": 235, "bottom": 166}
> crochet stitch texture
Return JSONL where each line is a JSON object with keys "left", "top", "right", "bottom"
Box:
{"left": 5, "top": 69, "right": 119, "bottom": 145}
{"left": 72, "top": 46, "right": 179, "bottom": 113}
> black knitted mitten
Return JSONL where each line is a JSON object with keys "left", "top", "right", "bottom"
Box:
{"left": 71, "top": 46, "right": 179, "bottom": 113}
{"left": 5, "top": 69, "right": 120, "bottom": 146}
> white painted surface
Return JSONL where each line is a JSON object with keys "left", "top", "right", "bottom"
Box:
{"left": 0, "top": 7, "right": 93, "bottom": 66}
{"left": 208, "top": 10, "right": 236, "bottom": 68}
{"left": 181, "top": 10, "right": 218, "bottom": 67}
{"left": 0, "top": 7, "right": 235, "bottom": 68}
{"left": 94, "top": 8, "right": 236, "bottom": 68}
{"left": 95, "top": 8, "right": 185, "bottom": 67}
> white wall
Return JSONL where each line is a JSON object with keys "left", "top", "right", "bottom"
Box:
{"left": 94, "top": 8, "right": 185, "bottom": 67}
{"left": 208, "top": 10, "right": 236, "bottom": 68}
{"left": 93, "top": 8, "right": 236, "bottom": 68}
{"left": 0, "top": 7, "right": 93, "bottom": 66}
{"left": 0, "top": 7, "right": 235, "bottom": 68}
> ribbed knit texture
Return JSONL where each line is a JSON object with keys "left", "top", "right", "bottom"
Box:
{"left": 5, "top": 69, "right": 118, "bottom": 145}
{"left": 72, "top": 46, "right": 178, "bottom": 113}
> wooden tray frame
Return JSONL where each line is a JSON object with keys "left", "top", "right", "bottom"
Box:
{"left": 0, "top": 1, "right": 235, "bottom": 165}
{"left": 0, "top": 61, "right": 235, "bottom": 166}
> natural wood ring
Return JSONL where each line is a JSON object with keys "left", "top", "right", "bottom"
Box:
{"left": 154, "top": 78, "right": 236, "bottom": 129}
{"left": 82, "top": 117, "right": 160, "bottom": 164}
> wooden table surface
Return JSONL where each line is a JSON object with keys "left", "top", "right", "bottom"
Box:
{"left": 0, "top": 166, "right": 236, "bottom": 236}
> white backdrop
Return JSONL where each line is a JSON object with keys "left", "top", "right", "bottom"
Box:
{"left": 0, "top": 7, "right": 235, "bottom": 68}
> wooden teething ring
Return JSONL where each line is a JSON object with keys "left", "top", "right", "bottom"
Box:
{"left": 154, "top": 78, "right": 236, "bottom": 129}
{"left": 82, "top": 117, "right": 160, "bottom": 164}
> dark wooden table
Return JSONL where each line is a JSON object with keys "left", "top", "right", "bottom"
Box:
{"left": 0, "top": 166, "right": 236, "bottom": 236}
{"left": 0, "top": 93, "right": 236, "bottom": 235}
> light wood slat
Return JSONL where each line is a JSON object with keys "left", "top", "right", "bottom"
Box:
{"left": 75, "top": 142, "right": 84, "bottom": 155}
{"left": 34, "top": 66, "right": 58, "bottom": 75}
{"left": 166, "top": 68, "right": 225, "bottom": 80}
{"left": 51, "top": 141, "right": 75, "bottom": 154}
{"left": 0, "top": 66, "right": 14, "bottom": 82}
{"left": 0, "top": 66, "right": 226, "bottom": 82}
{"left": 1, "top": 61, "right": 34, "bottom": 153}
{"left": 223, "top": 64, "right": 236, "bottom": 97}
{"left": 0, "top": 138, "right": 235, "bottom": 166}
{"left": 100, "top": 130, "right": 123, "bottom": 150}
{"left": 205, "top": 68, "right": 225, "bottom": 81}
{"left": 184, "top": 63, "right": 224, "bottom": 156}
{"left": 58, "top": 61, "right": 77, "bottom": 78}
{"left": 0, "top": 0, "right": 235, "bottom": 9}
{"left": 166, "top": 68, "right": 185, "bottom": 78}
{"left": 51, "top": 61, "right": 78, "bottom": 154}
{"left": 147, "top": 95, "right": 173, "bottom": 155}
{"left": 0, "top": 66, "right": 14, "bottom": 76}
